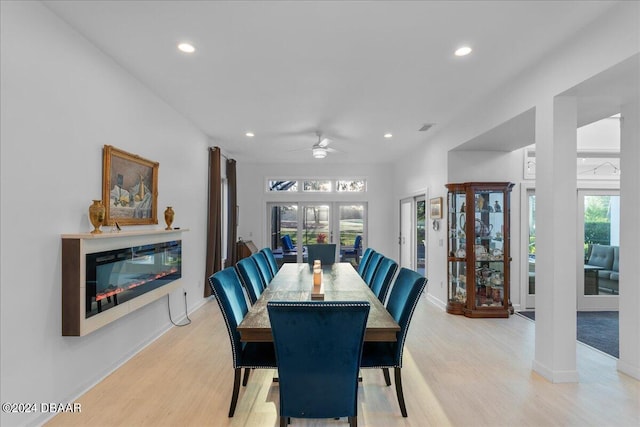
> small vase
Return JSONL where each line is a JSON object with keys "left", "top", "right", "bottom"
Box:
{"left": 164, "top": 206, "right": 175, "bottom": 230}
{"left": 89, "top": 200, "right": 106, "bottom": 234}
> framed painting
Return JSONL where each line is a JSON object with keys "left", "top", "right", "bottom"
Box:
{"left": 429, "top": 197, "right": 443, "bottom": 219}
{"left": 102, "top": 145, "right": 159, "bottom": 226}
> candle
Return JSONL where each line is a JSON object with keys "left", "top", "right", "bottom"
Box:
{"left": 313, "top": 267, "right": 322, "bottom": 286}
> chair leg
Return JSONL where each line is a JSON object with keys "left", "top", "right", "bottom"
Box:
{"left": 382, "top": 368, "right": 391, "bottom": 386}
{"left": 349, "top": 416, "right": 357, "bottom": 427}
{"left": 279, "top": 416, "right": 287, "bottom": 427}
{"left": 242, "top": 368, "right": 251, "bottom": 386}
{"left": 229, "top": 368, "right": 241, "bottom": 417}
{"left": 394, "top": 367, "right": 407, "bottom": 417}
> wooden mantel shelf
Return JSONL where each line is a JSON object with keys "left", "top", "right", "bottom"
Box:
{"left": 62, "top": 228, "right": 188, "bottom": 240}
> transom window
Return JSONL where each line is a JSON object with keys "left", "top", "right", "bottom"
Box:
{"left": 267, "top": 179, "right": 366, "bottom": 193}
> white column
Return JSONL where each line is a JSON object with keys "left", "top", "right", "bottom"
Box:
{"left": 533, "top": 96, "right": 579, "bottom": 383}
{"left": 618, "top": 99, "right": 640, "bottom": 379}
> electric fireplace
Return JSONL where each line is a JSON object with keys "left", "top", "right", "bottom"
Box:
{"left": 85, "top": 240, "right": 181, "bottom": 318}
{"left": 62, "top": 229, "right": 187, "bottom": 336}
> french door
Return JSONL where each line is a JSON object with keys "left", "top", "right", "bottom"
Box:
{"left": 521, "top": 187, "right": 619, "bottom": 310}
{"left": 399, "top": 196, "right": 427, "bottom": 273}
{"left": 268, "top": 202, "right": 366, "bottom": 265}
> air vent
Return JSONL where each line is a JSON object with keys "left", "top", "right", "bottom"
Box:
{"left": 418, "top": 123, "right": 435, "bottom": 132}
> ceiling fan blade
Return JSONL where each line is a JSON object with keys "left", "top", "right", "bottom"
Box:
{"left": 318, "top": 137, "right": 331, "bottom": 148}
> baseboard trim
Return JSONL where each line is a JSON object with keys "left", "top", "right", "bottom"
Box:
{"left": 532, "top": 360, "right": 579, "bottom": 383}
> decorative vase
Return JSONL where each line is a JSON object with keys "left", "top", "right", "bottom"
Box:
{"left": 164, "top": 206, "right": 175, "bottom": 230}
{"left": 89, "top": 200, "right": 106, "bottom": 234}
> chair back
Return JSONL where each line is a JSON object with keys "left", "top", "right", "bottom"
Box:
{"left": 208, "top": 267, "right": 249, "bottom": 368}
{"left": 357, "top": 248, "right": 375, "bottom": 276}
{"left": 260, "top": 247, "right": 279, "bottom": 276}
{"left": 370, "top": 257, "right": 398, "bottom": 303}
{"left": 281, "top": 235, "right": 295, "bottom": 252}
{"left": 235, "top": 257, "right": 265, "bottom": 305}
{"left": 267, "top": 301, "right": 370, "bottom": 420}
{"left": 385, "top": 268, "right": 427, "bottom": 364}
{"left": 307, "top": 243, "right": 337, "bottom": 265}
{"left": 252, "top": 252, "right": 274, "bottom": 285}
{"left": 363, "top": 252, "right": 384, "bottom": 286}
{"left": 353, "top": 235, "right": 362, "bottom": 252}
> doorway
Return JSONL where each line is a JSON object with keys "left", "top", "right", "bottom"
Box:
{"left": 399, "top": 195, "right": 427, "bottom": 273}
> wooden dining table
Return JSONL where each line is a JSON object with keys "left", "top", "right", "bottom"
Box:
{"left": 237, "top": 263, "right": 400, "bottom": 342}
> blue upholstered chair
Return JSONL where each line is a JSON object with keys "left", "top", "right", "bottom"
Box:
{"left": 361, "top": 268, "right": 427, "bottom": 417}
{"left": 369, "top": 257, "right": 398, "bottom": 304}
{"left": 252, "top": 252, "right": 274, "bottom": 286}
{"left": 208, "top": 267, "right": 276, "bottom": 417}
{"left": 260, "top": 247, "right": 279, "bottom": 276}
{"left": 281, "top": 235, "right": 295, "bottom": 252}
{"left": 267, "top": 301, "right": 370, "bottom": 427}
{"left": 306, "top": 243, "right": 337, "bottom": 265}
{"left": 362, "top": 252, "right": 384, "bottom": 286}
{"left": 235, "top": 257, "right": 265, "bottom": 305}
{"left": 357, "top": 248, "right": 375, "bottom": 277}
{"left": 341, "top": 235, "right": 362, "bottom": 263}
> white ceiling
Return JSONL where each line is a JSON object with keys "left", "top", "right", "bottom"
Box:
{"left": 44, "top": 0, "right": 620, "bottom": 164}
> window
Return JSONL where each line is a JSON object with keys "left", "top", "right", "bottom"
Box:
{"left": 303, "top": 180, "right": 332, "bottom": 192}
{"left": 268, "top": 180, "right": 297, "bottom": 192}
{"left": 266, "top": 178, "right": 367, "bottom": 193}
{"left": 336, "top": 180, "right": 366, "bottom": 192}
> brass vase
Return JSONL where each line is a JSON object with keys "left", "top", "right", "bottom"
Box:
{"left": 164, "top": 206, "right": 175, "bottom": 230}
{"left": 89, "top": 200, "right": 106, "bottom": 234}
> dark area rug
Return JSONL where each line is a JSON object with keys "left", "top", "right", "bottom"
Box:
{"left": 517, "top": 311, "right": 619, "bottom": 358}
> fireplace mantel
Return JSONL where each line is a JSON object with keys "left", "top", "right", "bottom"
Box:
{"left": 62, "top": 228, "right": 188, "bottom": 336}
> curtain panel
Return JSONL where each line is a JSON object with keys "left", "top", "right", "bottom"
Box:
{"left": 225, "top": 158, "right": 238, "bottom": 267}
{"left": 204, "top": 147, "right": 223, "bottom": 297}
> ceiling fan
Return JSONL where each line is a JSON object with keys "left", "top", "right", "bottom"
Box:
{"left": 311, "top": 132, "right": 339, "bottom": 159}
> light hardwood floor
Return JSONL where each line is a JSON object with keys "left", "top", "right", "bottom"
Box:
{"left": 48, "top": 295, "right": 639, "bottom": 427}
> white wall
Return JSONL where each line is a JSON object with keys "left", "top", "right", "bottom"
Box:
{"left": 392, "top": 1, "right": 639, "bottom": 310}
{"left": 0, "top": 3, "right": 209, "bottom": 426}
{"left": 236, "top": 162, "right": 397, "bottom": 259}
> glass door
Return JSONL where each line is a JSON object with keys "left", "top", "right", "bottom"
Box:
{"left": 268, "top": 203, "right": 300, "bottom": 265}
{"left": 526, "top": 189, "right": 536, "bottom": 309}
{"left": 578, "top": 190, "right": 619, "bottom": 311}
{"left": 416, "top": 198, "right": 426, "bottom": 276}
{"left": 337, "top": 204, "right": 365, "bottom": 267}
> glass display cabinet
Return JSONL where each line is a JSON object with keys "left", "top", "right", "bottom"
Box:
{"left": 446, "top": 182, "right": 514, "bottom": 318}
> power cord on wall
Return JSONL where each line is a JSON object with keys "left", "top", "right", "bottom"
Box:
{"left": 167, "top": 291, "right": 192, "bottom": 327}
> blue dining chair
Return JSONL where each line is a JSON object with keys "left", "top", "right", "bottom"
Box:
{"left": 369, "top": 257, "right": 398, "bottom": 304}
{"left": 267, "top": 301, "right": 370, "bottom": 427}
{"left": 235, "top": 257, "right": 265, "bottom": 305}
{"left": 357, "top": 248, "right": 375, "bottom": 277}
{"left": 306, "top": 243, "right": 337, "bottom": 265}
{"left": 360, "top": 268, "right": 427, "bottom": 417}
{"left": 208, "top": 267, "right": 277, "bottom": 417}
{"left": 281, "top": 234, "right": 295, "bottom": 252}
{"left": 362, "top": 252, "right": 384, "bottom": 286}
{"left": 252, "top": 252, "right": 274, "bottom": 286}
{"left": 341, "top": 235, "right": 362, "bottom": 263}
{"left": 260, "top": 247, "right": 279, "bottom": 276}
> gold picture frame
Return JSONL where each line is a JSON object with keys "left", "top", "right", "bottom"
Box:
{"left": 429, "top": 197, "right": 443, "bottom": 219}
{"left": 102, "top": 145, "right": 159, "bottom": 226}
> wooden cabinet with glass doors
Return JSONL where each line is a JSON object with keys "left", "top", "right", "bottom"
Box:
{"left": 446, "top": 182, "right": 515, "bottom": 318}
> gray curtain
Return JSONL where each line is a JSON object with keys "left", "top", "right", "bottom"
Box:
{"left": 204, "top": 147, "right": 222, "bottom": 297}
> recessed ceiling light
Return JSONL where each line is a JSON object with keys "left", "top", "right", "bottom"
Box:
{"left": 384, "top": 133, "right": 393, "bottom": 138}
{"left": 245, "top": 132, "right": 255, "bottom": 137}
{"left": 177, "top": 43, "right": 195, "bottom": 53}
{"left": 455, "top": 46, "right": 472, "bottom": 57}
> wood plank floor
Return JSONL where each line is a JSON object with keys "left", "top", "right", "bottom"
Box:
{"left": 47, "top": 295, "right": 639, "bottom": 426}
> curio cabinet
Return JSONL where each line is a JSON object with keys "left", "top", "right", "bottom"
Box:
{"left": 446, "top": 182, "right": 514, "bottom": 318}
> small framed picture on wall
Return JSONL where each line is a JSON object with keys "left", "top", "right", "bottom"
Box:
{"left": 429, "top": 197, "right": 443, "bottom": 219}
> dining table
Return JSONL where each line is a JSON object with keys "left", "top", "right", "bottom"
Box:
{"left": 237, "top": 262, "right": 400, "bottom": 342}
